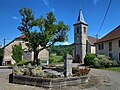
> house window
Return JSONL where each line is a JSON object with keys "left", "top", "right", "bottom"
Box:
{"left": 109, "top": 42, "right": 112, "bottom": 51}
{"left": 84, "top": 27, "right": 86, "bottom": 33}
{"left": 119, "top": 53, "right": 120, "bottom": 60}
{"left": 118, "top": 40, "right": 120, "bottom": 47}
{"left": 77, "top": 27, "right": 79, "bottom": 33}
{"left": 98, "top": 43, "right": 104, "bottom": 50}
{"left": 109, "top": 53, "right": 112, "bottom": 58}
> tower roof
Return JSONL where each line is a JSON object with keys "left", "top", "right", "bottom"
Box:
{"left": 77, "top": 9, "right": 87, "bottom": 24}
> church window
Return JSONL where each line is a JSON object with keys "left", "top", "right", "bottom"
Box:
{"left": 77, "top": 27, "right": 79, "bottom": 33}
{"left": 84, "top": 27, "right": 86, "bottom": 33}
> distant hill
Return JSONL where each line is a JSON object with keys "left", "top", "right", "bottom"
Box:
{"left": 49, "top": 44, "right": 74, "bottom": 56}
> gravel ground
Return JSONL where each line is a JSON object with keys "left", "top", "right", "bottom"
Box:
{"left": 90, "top": 69, "right": 120, "bottom": 90}
{"left": 0, "top": 69, "right": 120, "bottom": 90}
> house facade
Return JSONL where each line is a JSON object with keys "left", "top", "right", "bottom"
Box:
{"left": 95, "top": 25, "right": 120, "bottom": 64}
{"left": 3, "top": 35, "right": 49, "bottom": 65}
{"left": 73, "top": 9, "right": 96, "bottom": 63}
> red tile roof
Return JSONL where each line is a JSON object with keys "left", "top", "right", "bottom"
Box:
{"left": 95, "top": 25, "right": 120, "bottom": 44}
{"left": 88, "top": 36, "right": 98, "bottom": 45}
{"left": 17, "top": 34, "right": 26, "bottom": 39}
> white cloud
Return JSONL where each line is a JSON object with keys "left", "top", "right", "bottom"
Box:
{"left": 93, "top": 0, "right": 99, "bottom": 5}
{"left": 62, "top": 41, "right": 70, "bottom": 45}
{"left": 12, "top": 16, "right": 18, "bottom": 20}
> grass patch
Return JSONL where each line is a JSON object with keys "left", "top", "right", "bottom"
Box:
{"left": 101, "top": 67, "right": 120, "bottom": 72}
{"left": 49, "top": 54, "right": 64, "bottom": 64}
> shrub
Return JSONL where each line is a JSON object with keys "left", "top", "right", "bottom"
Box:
{"left": 37, "top": 59, "right": 42, "bottom": 66}
{"left": 12, "top": 66, "right": 24, "bottom": 76}
{"left": 24, "top": 68, "right": 30, "bottom": 76}
{"left": 12, "top": 66, "right": 44, "bottom": 77}
{"left": 112, "top": 60, "right": 118, "bottom": 66}
{"left": 16, "top": 60, "right": 32, "bottom": 66}
{"left": 56, "top": 50, "right": 63, "bottom": 56}
{"left": 12, "top": 43, "right": 23, "bottom": 63}
{"left": 58, "top": 57, "right": 64, "bottom": 62}
{"left": 92, "top": 55, "right": 118, "bottom": 68}
{"left": 84, "top": 53, "right": 96, "bottom": 66}
{"left": 49, "top": 58, "right": 54, "bottom": 64}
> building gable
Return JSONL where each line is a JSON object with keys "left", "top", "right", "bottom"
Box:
{"left": 95, "top": 25, "right": 120, "bottom": 44}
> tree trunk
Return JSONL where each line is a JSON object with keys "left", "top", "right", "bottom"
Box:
{"left": 33, "top": 50, "right": 39, "bottom": 66}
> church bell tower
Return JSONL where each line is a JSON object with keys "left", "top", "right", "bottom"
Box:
{"left": 73, "top": 9, "right": 88, "bottom": 63}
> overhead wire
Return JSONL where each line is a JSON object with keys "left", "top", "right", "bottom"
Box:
{"left": 96, "top": 0, "right": 112, "bottom": 37}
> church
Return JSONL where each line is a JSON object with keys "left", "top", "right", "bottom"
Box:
{"left": 73, "top": 9, "right": 97, "bottom": 63}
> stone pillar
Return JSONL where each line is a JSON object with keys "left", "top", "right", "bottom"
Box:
{"left": 64, "top": 54, "right": 73, "bottom": 77}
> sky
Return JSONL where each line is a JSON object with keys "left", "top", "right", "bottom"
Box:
{"left": 0, "top": 0, "right": 120, "bottom": 46}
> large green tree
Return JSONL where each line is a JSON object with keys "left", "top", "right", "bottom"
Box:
{"left": 18, "top": 7, "right": 70, "bottom": 65}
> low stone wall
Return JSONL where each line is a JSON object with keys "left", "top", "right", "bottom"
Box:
{"left": 0, "top": 66, "right": 13, "bottom": 69}
{"left": 12, "top": 75, "right": 88, "bottom": 88}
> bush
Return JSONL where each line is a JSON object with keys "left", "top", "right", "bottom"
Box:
{"left": 12, "top": 44, "right": 23, "bottom": 63}
{"left": 37, "top": 59, "right": 42, "bottom": 66}
{"left": 31, "top": 68, "right": 44, "bottom": 77}
{"left": 92, "top": 55, "right": 118, "bottom": 68}
{"left": 84, "top": 53, "right": 96, "bottom": 66}
{"left": 56, "top": 50, "right": 63, "bottom": 56}
{"left": 58, "top": 57, "right": 64, "bottom": 62}
{"left": 12, "top": 66, "right": 44, "bottom": 77}
{"left": 16, "top": 60, "right": 33, "bottom": 66}
{"left": 12, "top": 66, "right": 24, "bottom": 75}
{"left": 49, "top": 58, "right": 55, "bottom": 64}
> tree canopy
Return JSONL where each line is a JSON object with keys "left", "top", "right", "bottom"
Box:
{"left": 18, "top": 7, "right": 70, "bottom": 65}
{"left": 50, "top": 44, "right": 74, "bottom": 56}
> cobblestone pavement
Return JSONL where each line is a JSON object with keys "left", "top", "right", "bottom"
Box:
{"left": 0, "top": 69, "right": 120, "bottom": 90}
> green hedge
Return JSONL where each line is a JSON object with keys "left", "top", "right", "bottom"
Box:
{"left": 92, "top": 55, "right": 118, "bottom": 68}
{"left": 84, "top": 54, "right": 118, "bottom": 68}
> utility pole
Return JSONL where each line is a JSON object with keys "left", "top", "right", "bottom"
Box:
{"left": 95, "top": 34, "right": 98, "bottom": 41}
{"left": 3, "top": 39, "right": 5, "bottom": 48}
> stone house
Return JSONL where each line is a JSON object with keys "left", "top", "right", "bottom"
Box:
{"left": 95, "top": 25, "right": 120, "bottom": 64}
{"left": 73, "top": 9, "right": 97, "bottom": 63}
{"left": 3, "top": 35, "right": 49, "bottom": 65}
